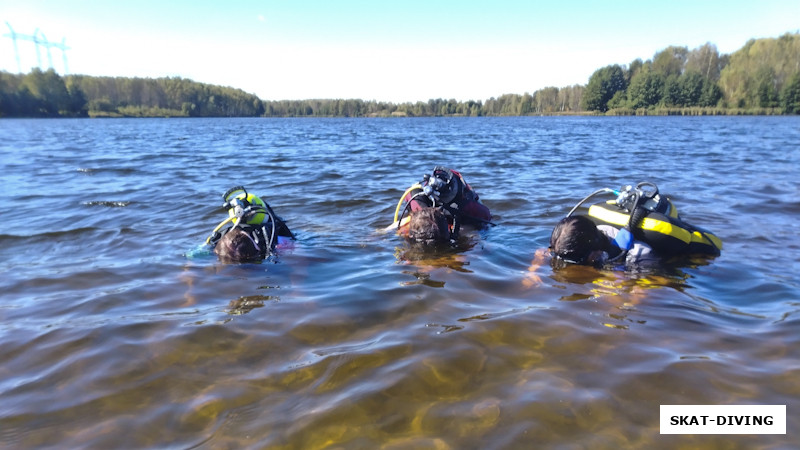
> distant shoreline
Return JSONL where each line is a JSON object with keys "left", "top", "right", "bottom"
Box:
{"left": 77, "top": 108, "right": 786, "bottom": 118}
{"left": 2, "top": 32, "right": 798, "bottom": 119}
{"left": 2, "top": 108, "right": 787, "bottom": 119}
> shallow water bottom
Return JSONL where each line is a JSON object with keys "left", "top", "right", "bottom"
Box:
{"left": 1, "top": 117, "right": 799, "bottom": 448}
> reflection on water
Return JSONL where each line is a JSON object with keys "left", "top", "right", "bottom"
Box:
{"left": 227, "top": 294, "right": 279, "bottom": 315}
{"left": 0, "top": 117, "right": 799, "bottom": 448}
{"left": 550, "top": 266, "right": 689, "bottom": 330}
{"left": 395, "top": 235, "right": 478, "bottom": 287}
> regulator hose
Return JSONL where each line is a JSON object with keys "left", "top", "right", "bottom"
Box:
{"left": 393, "top": 184, "right": 423, "bottom": 224}
{"left": 565, "top": 188, "right": 617, "bottom": 218}
{"left": 397, "top": 192, "right": 430, "bottom": 230}
{"left": 260, "top": 207, "right": 277, "bottom": 257}
{"left": 205, "top": 216, "right": 236, "bottom": 245}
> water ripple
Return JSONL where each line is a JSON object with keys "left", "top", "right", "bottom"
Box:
{"left": 0, "top": 116, "right": 798, "bottom": 448}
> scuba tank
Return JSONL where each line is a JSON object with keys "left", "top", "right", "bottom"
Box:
{"left": 393, "top": 167, "right": 464, "bottom": 244}
{"left": 222, "top": 186, "right": 268, "bottom": 225}
{"left": 206, "top": 186, "right": 294, "bottom": 257}
{"left": 567, "top": 182, "right": 722, "bottom": 257}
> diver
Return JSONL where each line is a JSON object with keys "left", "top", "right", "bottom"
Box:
{"left": 389, "top": 166, "right": 492, "bottom": 245}
{"left": 547, "top": 182, "right": 721, "bottom": 269}
{"left": 205, "top": 186, "right": 295, "bottom": 262}
{"left": 549, "top": 214, "right": 658, "bottom": 268}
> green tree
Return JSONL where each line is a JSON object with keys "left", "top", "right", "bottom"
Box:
{"left": 662, "top": 75, "right": 683, "bottom": 106}
{"left": 698, "top": 79, "right": 723, "bottom": 107}
{"left": 652, "top": 46, "right": 688, "bottom": 77}
{"left": 626, "top": 58, "right": 645, "bottom": 85}
{"left": 557, "top": 84, "right": 584, "bottom": 112}
{"left": 533, "top": 87, "right": 558, "bottom": 113}
{"left": 0, "top": 72, "right": 16, "bottom": 116}
{"left": 581, "top": 64, "right": 626, "bottom": 112}
{"left": 679, "top": 72, "right": 706, "bottom": 106}
{"left": 607, "top": 90, "right": 627, "bottom": 110}
{"left": 22, "top": 68, "right": 70, "bottom": 115}
{"left": 781, "top": 72, "right": 800, "bottom": 113}
{"left": 15, "top": 85, "right": 40, "bottom": 116}
{"left": 627, "top": 70, "right": 664, "bottom": 109}
{"left": 519, "top": 93, "right": 533, "bottom": 115}
{"left": 685, "top": 43, "right": 726, "bottom": 81}
{"left": 756, "top": 67, "right": 779, "bottom": 108}
{"left": 720, "top": 33, "right": 800, "bottom": 109}
{"left": 65, "top": 78, "right": 88, "bottom": 116}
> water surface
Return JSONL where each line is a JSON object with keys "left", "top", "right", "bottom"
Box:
{"left": 0, "top": 116, "right": 798, "bottom": 448}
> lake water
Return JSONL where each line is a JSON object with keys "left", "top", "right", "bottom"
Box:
{"left": 0, "top": 116, "right": 798, "bottom": 448}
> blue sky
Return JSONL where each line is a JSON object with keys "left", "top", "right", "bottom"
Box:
{"left": 1, "top": 0, "right": 798, "bottom": 102}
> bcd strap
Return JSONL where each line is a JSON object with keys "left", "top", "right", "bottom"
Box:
{"left": 239, "top": 221, "right": 276, "bottom": 259}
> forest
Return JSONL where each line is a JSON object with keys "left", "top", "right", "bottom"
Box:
{"left": 1, "top": 32, "right": 798, "bottom": 118}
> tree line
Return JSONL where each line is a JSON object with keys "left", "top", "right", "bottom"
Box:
{"left": 0, "top": 71, "right": 266, "bottom": 117}
{"left": 582, "top": 32, "right": 800, "bottom": 114}
{"left": 0, "top": 68, "right": 585, "bottom": 118}
{"left": 1, "top": 32, "right": 798, "bottom": 118}
{"left": 261, "top": 87, "right": 585, "bottom": 117}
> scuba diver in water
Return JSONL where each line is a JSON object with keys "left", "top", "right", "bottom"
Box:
{"left": 547, "top": 182, "right": 722, "bottom": 269}
{"left": 525, "top": 182, "right": 721, "bottom": 287}
{"left": 526, "top": 182, "right": 722, "bottom": 283}
{"left": 550, "top": 214, "right": 659, "bottom": 268}
{"left": 205, "top": 186, "right": 295, "bottom": 262}
{"left": 389, "top": 166, "right": 492, "bottom": 246}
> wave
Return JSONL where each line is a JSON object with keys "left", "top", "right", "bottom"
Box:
{"left": 0, "top": 226, "right": 135, "bottom": 242}
{"left": 76, "top": 167, "right": 138, "bottom": 175}
{"left": 81, "top": 201, "right": 132, "bottom": 208}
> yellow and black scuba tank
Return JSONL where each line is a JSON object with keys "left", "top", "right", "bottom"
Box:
{"left": 223, "top": 186, "right": 267, "bottom": 225}
{"left": 567, "top": 182, "right": 722, "bottom": 257}
{"left": 205, "top": 186, "right": 295, "bottom": 248}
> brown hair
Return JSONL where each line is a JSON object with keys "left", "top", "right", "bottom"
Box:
{"left": 214, "top": 228, "right": 260, "bottom": 262}
{"left": 408, "top": 207, "right": 450, "bottom": 246}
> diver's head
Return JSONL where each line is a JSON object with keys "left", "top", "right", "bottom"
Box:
{"left": 408, "top": 207, "right": 451, "bottom": 246}
{"left": 550, "top": 215, "right": 608, "bottom": 266}
{"left": 214, "top": 227, "right": 261, "bottom": 263}
{"left": 429, "top": 166, "right": 458, "bottom": 204}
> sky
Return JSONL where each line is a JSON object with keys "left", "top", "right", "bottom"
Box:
{"left": 1, "top": 0, "right": 798, "bottom": 103}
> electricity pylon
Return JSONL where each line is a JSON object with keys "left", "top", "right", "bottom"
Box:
{"left": 2, "top": 23, "right": 69, "bottom": 74}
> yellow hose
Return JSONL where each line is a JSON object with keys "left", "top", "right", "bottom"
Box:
{"left": 205, "top": 216, "right": 236, "bottom": 245}
{"left": 393, "top": 184, "right": 422, "bottom": 223}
